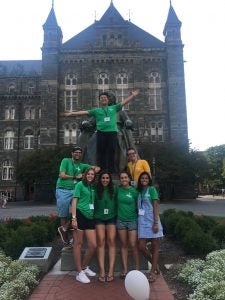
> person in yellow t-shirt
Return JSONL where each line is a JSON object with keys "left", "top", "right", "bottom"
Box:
{"left": 127, "top": 147, "right": 151, "bottom": 186}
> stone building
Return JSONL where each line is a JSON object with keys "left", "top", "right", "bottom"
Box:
{"left": 0, "top": 1, "right": 188, "bottom": 200}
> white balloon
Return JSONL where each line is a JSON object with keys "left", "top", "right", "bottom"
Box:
{"left": 125, "top": 270, "right": 150, "bottom": 300}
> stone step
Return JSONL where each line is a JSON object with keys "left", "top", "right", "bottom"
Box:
{"left": 61, "top": 244, "right": 148, "bottom": 272}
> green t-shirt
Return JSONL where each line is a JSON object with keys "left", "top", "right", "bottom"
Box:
{"left": 73, "top": 181, "right": 95, "bottom": 219}
{"left": 56, "top": 158, "right": 91, "bottom": 190}
{"left": 141, "top": 186, "right": 159, "bottom": 204}
{"left": 88, "top": 103, "right": 122, "bottom": 132}
{"left": 94, "top": 186, "right": 117, "bottom": 220}
{"left": 116, "top": 186, "right": 138, "bottom": 221}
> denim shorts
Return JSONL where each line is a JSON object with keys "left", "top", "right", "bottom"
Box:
{"left": 95, "top": 217, "right": 117, "bottom": 226}
{"left": 56, "top": 188, "right": 73, "bottom": 218}
{"left": 116, "top": 219, "right": 137, "bottom": 231}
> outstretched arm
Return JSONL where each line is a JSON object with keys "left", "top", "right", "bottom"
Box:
{"left": 121, "top": 89, "right": 140, "bottom": 107}
{"left": 63, "top": 110, "right": 89, "bottom": 117}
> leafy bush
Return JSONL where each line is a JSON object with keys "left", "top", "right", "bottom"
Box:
{"left": 195, "top": 215, "right": 217, "bottom": 233}
{"left": 211, "top": 223, "right": 225, "bottom": 247}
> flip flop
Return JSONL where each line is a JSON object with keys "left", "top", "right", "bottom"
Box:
{"left": 98, "top": 276, "right": 106, "bottom": 283}
{"left": 106, "top": 275, "right": 114, "bottom": 282}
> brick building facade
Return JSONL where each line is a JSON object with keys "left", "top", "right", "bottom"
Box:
{"left": 0, "top": 2, "right": 188, "bottom": 200}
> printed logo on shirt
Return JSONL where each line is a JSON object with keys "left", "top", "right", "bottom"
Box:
{"left": 126, "top": 193, "right": 132, "bottom": 198}
{"left": 75, "top": 166, "right": 81, "bottom": 172}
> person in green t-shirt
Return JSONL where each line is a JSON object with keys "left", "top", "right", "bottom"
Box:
{"left": 56, "top": 146, "right": 100, "bottom": 246}
{"left": 71, "top": 168, "right": 97, "bottom": 284}
{"left": 63, "top": 89, "right": 139, "bottom": 173}
{"left": 94, "top": 171, "right": 117, "bottom": 282}
{"left": 116, "top": 171, "right": 140, "bottom": 278}
{"left": 137, "top": 172, "right": 163, "bottom": 283}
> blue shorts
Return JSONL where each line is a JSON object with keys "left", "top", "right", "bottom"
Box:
{"left": 95, "top": 217, "right": 117, "bottom": 226}
{"left": 116, "top": 219, "right": 137, "bottom": 231}
{"left": 56, "top": 188, "right": 73, "bottom": 218}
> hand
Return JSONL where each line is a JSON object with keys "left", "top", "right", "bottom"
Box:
{"left": 131, "top": 89, "right": 140, "bottom": 97}
{"left": 152, "top": 223, "right": 159, "bottom": 233}
{"left": 71, "top": 219, "right": 78, "bottom": 229}
{"left": 76, "top": 174, "right": 83, "bottom": 179}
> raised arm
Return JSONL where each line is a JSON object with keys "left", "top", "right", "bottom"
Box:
{"left": 63, "top": 110, "right": 89, "bottom": 117}
{"left": 121, "top": 89, "right": 140, "bottom": 107}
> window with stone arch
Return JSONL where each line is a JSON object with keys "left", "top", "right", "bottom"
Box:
{"left": 25, "top": 107, "right": 35, "bottom": 119}
{"left": 5, "top": 106, "right": 15, "bottom": 120}
{"left": 24, "top": 129, "right": 34, "bottom": 149}
{"left": 64, "top": 74, "right": 78, "bottom": 111}
{"left": 150, "top": 121, "right": 164, "bottom": 142}
{"left": 4, "top": 130, "right": 15, "bottom": 150}
{"left": 64, "top": 124, "right": 78, "bottom": 145}
{"left": 116, "top": 72, "right": 129, "bottom": 110}
{"left": 97, "top": 73, "right": 109, "bottom": 93}
{"left": 2, "top": 159, "right": 14, "bottom": 180}
{"left": 8, "top": 83, "right": 16, "bottom": 94}
{"left": 148, "top": 72, "right": 162, "bottom": 110}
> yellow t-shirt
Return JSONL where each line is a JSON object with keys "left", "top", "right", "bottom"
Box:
{"left": 127, "top": 160, "right": 151, "bottom": 183}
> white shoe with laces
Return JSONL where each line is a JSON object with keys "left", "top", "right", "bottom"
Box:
{"left": 76, "top": 271, "right": 90, "bottom": 283}
{"left": 83, "top": 266, "right": 96, "bottom": 277}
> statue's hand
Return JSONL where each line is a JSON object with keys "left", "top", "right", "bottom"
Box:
{"left": 125, "top": 119, "right": 133, "bottom": 129}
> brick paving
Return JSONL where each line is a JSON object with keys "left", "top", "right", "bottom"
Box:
{"left": 29, "top": 272, "right": 174, "bottom": 300}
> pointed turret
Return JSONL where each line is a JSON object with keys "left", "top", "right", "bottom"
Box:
{"left": 163, "top": 3, "right": 188, "bottom": 149}
{"left": 163, "top": 3, "right": 182, "bottom": 44}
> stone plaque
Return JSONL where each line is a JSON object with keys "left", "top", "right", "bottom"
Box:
{"left": 25, "top": 247, "right": 47, "bottom": 258}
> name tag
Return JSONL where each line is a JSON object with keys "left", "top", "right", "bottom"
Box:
{"left": 104, "top": 209, "right": 109, "bottom": 215}
{"left": 130, "top": 181, "right": 136, "bottom": 187}
{"left": 104, "top": 117, "right": 110, "bottom": 122}
{"left": 89, "top": 204, "right": 94, "bottom": 210}
{"left": 138, "top": 209, "right": 145, "bottom": 216}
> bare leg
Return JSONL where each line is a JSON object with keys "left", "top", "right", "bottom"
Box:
{"left": 118, "top": 229, "right": 128, "bottom": 275}
{"left": 82, "top": 229, "right": 97, "bottom": 269}
{"left": 128, "top": 230, "right": 140, "bottom": 270}
{"left": 138, "top": 238, "right": 152, "bottom": 262}
{"left": 72, "top": 229, "right": 84, "bottom": 272}
{"left": 96, "top": 224, "right": 106, "bottom": 277}
{"left": 106, "top": 224, "right": 116, "bottom": 277}
{"left": 150, "top": 239, "right": 159, "bottom": 274}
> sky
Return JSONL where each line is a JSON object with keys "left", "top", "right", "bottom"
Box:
{"left": 0, "top": 0, "right": 225, "bottom": 151}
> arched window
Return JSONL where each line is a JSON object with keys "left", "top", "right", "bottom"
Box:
{"left": 24, "top": 129, "right": 34, "bottom": 149}
{"left": 148, "top": 72, "right": 162, "bottom": 110}
{"left": 5, "top": 106, "right": 15, "bottom": 120}
{"left": 116, "top": 72, "right": 129, "bottom": 109}
{"left": 64, "top": 124, "right": 78, "bottom": 145}
{"left": 25, "top": 107, "right": 35, "bottom": 119}
{"left": 97, "top": 73, "right": 109, "bottom": 92}
{"left": 64, "top": 74, "right": 78, "bottom": 111}
{"left": 4, "top": 131, "right": 15, "bottom": 150}
{"left": 2, "top": 160, "right": 14, "bottom": 180}
{"left": 8, "top": 83, "right": 16, "bottom": 94}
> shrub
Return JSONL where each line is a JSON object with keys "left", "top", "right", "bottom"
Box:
{"left": 174, "top": 217, "right": 201, "bottom": 241}
{"left": 211, "top": 224, "right": 225, "bottom": 247}
{"left": 195, "top": 215, "right": 217, "bottom": 233}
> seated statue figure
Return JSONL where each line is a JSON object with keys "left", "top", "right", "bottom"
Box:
{"left": 77, "top": 91, "right": 136, "bottom": 172}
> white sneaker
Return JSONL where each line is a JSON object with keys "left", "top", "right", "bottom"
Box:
{"left": 76, "top": 271, "right": 90, "bottom": 283}
{"left": 83, "top": 266, "right": 96, "bottom": 277}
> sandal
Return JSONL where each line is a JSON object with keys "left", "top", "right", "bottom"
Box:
{"left": 148, "top": 273, "right": 157, "bottom": 283}
{"left": 106, "top": 275, "right": 114, "bottom": 282}
{"left": 98, "top": 276, "right": 106, "bottom": 283}
{"left": 120, "top": 273, "right": 127, "bottom": 280}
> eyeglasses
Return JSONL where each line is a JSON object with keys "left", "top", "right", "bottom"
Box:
{"left": 128, "top": 152, "right": 136, "bottom": 156}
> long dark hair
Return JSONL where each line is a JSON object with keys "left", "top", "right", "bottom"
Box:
{"left": 96, "top": 171, "right": 114, "bottom": 199}
{"left": 137, "top": 172, "right": 152, "bottom": 192}
{"left": 82, "top": 167, "right": 96, "bottom": 186}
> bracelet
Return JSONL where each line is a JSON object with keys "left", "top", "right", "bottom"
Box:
{"left": 72, "top": 218, "right": 77, "bottom": 221}
{"left": 72, "top": 216, "right": 77, "bottom": 220}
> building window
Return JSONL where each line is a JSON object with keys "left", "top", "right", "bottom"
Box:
{"left": 2, "top": 160, "right": 14, "bottom": 180}
{"left": 116, "top": 72, "right": 129, "bottom": 109}
{"left": 5, "top": 107, "right": 15, "bottom": 120}
{"left": 64, "top": 124, "right": 78, "bottom": 145}
{"left": 4, "top": 131, "right": 15, "bottom": 150}
{"left": 150, "top": 122, "right": 164, "bottom": 142}
{"left": 28, "top": 83, "right": 35, "bottom": 94}
{"left": 8, "top": 83, "right": 16, "bottom": 94}
{"left": 64, "top": 74, "right": 78, "bottom": 111}
{"left": 24, "top": 129, "right": 34, "bottom": 149}
{"left": 148, "top": 72, "right": 162, "bottom": 110}
{"left": 25, "top": 107, "right": 35, "bottom": 119}
{"left": 97, "top": 73, "right": 109, "bottom": 92}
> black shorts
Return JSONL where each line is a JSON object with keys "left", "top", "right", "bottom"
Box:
{"left": 95, "top": 217, "right": 117, "bottom": 226}
{"left": 76, "top": 209, "right": 95, "bottom": 230}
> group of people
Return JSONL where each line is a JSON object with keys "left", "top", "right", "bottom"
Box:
{"left": 56, "top": 146, "right": 163, "bottom": 284}
{"left": 56, "top": 89, "right": 163, "bottom": 284}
